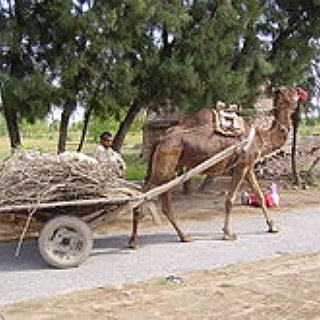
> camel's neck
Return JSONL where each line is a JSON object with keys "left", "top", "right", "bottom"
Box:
{"left": 260, "top": 105, "right": 292, "bottom": 156}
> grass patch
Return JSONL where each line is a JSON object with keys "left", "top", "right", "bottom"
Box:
{"left": 299, "top": 124, "right": 320, "bottom": 137}
{"left": 123, "top": 151, "right": 147, "bottom": 181}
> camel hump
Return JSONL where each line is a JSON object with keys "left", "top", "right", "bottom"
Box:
{"left": 182, "top": 108, "right": 213, "bottom": 128}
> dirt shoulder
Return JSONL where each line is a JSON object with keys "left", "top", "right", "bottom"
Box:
{"left": 2, "top": 251, "right": 320, "bottom": 320}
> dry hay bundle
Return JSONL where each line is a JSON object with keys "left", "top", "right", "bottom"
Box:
{"left": 0, "top": 151, "right": 140, "bottom": 207}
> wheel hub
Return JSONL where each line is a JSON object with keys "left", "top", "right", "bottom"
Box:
{"left": 51, "top": 228, "right": 84, "bottom": 256}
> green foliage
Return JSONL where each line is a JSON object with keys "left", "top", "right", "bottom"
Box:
{"left": 264, "top": 0, "right": 320, "bottom": 84}
{"left": 300, "top": 116, "right": 320, "bottom": 136}
{"left": 1, "top": 0, "right": 320, "bottom": 151}
{"left": 0, "top": 116, "right": 7, "bottom": 136}
{"left": 123, "top": 152, "right": 146, "bottom": 181}
{"left": 2, "top": 73, "right": 55, "bottom": 122}
{"left": 20, "top": 120, "right": 51, "bottom": 139}
{"left": 130, "top": 114, "right": 144, "bottom": 133}
{"left": 87, "top": 115, "right": 121, "bottom": 143}
{"left": 86, "top": 112, "right": 143, "bottom": 142}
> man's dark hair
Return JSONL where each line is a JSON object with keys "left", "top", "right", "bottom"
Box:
{"left": 100, "top": 131, "right": 113, "bottom": 140}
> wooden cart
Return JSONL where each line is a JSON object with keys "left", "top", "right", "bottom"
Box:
{"left": 0, "top": 141, "right": 247, "bottom": 268}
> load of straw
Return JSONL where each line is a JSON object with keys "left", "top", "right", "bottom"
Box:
{"left": 0, "top": 151, "right": 140, "bottom": 207}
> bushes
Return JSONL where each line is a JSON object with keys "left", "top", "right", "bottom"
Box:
{"left": 123, "top": 152, "right": 146, "bottom": 181}
{"left": 300, "top": 117, "right": 320, "bottom": 136}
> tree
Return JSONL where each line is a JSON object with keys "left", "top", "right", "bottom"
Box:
{"left": 22, "top": 0, "right": 104, "bottom": 153}
{"left": 0, "top": 1, "right": 54, "bottom": 150}
{"left": 54, "top": 1, "right": 90, "bottom": 153}
{"left": 113, "top": 0, "right": 320, "bottom": 150}
{"left": 262, "top": 1, "right": 320, "bottom": 184}
{"left": 290, "top": 53, "right": 320, "bottom": 185}
{"left": 60, "top": 0, "right": 146, "bottom": 152}
{"left": 2, "top": 0, "right": 320, "bottom": 155}
{"left": 73, "top": 0, "right": 192, "bottom": 152}
{"left": 264, "top": 0, "right": 320, "bottom": 87}
{"left": 113, "top": 0, "right": 194, "bottom": 150}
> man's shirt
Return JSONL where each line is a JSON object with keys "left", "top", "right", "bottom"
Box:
{"left": 94, "top": 146, "right": 127, "bottom": 174}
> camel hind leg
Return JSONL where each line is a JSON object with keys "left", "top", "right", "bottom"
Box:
{"left": 222, "top": 167, "right": 249, "bottom": 240}
{"left": 246, "top": 169, "right": 279, "bottom": 233}
{"left": 161, "top": 191, "right": 192, "bottom": 242}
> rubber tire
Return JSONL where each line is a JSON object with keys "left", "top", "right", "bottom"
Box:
{"left": 38, "top": 215, "right": 93, "bottom": 269}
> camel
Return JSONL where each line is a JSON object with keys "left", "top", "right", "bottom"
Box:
{"left": 128, "top": 86, "right": 308, "bottom": 248}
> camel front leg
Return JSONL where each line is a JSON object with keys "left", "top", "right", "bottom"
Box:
{"left": 246, "top": 169, "right": 279, "bottom": 233}
{"left": 223, "top": 167, "right": 248, "bottom": 240}
{"left": 161, "top": 191, "right": 192, "bottom": 242}
{"left": 128, "top": 208, "right": 144, "bottom": 249}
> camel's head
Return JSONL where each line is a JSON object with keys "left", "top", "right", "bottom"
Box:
{"left": 273, "top": 86, "right": 308, "bottom": 112}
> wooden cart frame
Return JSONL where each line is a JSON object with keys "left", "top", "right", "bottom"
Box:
{"left": 0, "top": 140, "right": 248, "bottom": 268}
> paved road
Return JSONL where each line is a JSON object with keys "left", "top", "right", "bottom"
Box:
{"left": 1, "top": 207, "right": 320, "bottom": 307}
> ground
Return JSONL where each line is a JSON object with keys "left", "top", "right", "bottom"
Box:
{"left": 2, "top": 252, "right": 320, "bottom": 320}
{"left": 1, "top": 179, "right": 320, "bottom": 319}
{"left": 1, "top": 134, "right": 320, "bottom": 319}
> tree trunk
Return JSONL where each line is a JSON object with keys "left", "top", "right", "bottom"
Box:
{"left": 3, "top": 1, "right": 23, "bottom": 152}
{"left": 291, "top": 103, "right": 301, "bottom": 186}
{"left": 3, "top": 104, "right": 21, "bottom": 152}
{"left": 77, "top": 105, "right": 93, "bottom": 152}
{"left": 57, "top": 100, "right": 76, "bottom": 154}
{"left": 113, "top": 101, "right": 141, "bottom": 152}
{"left": 76, "top": 78, "right": 103, "bottom": 152}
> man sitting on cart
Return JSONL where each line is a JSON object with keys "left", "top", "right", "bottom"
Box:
{"left": 94, "top": 131, "right": 127, "bottom": 177}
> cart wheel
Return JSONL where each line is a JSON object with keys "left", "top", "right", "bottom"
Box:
{"left": 38, "top": 215, "right": 93, "bottom": 268}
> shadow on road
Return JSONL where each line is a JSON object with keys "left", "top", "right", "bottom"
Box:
{"left": 0, "top": 228, "right": 271, "bottom": 271}
{"left": 1, "top": 232, "right": 192, "bottom": 271}
{"left": 0, "top": 240, "right": 47, "bottom": 272}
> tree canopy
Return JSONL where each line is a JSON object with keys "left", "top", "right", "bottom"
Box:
{"left": 1, "top": 0, "right": 320, "bottom": 151}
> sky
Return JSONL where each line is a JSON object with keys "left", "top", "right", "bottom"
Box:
{"left": 48, "top": 106, "right": 85, "bottom": 124}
